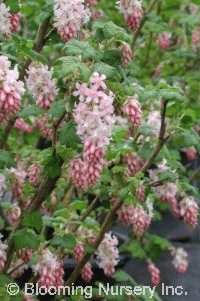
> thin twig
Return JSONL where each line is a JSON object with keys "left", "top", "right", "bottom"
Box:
{"left": 65, "top": 198, "right": 122, "bottom": 287}
{"left": 189, "top": 166, "right": 200, "bottom": 182}
{"left": 139, "top": 101, "right": 169, "bottom": 174}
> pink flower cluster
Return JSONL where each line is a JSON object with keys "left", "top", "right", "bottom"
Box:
{"left": 0, "top": 55, "right": 24, "bottom": 124}
{"left": 9, "top": 167, "right": 27, "bottom": 201}
{"left": 9, "top": 13, "right": 22, "bottom": 33}
{"left": 0, "top": 173, "right": 6, "bottom": 197}
{"left": 185, "top": 146, "right": 197, "bottom": 161}
{"left": 192, "top": 26, "right": 200, "bottom": 47}
{"left": 53, "top": 0, "right": 91, "bottom": 42}
{"left": 28, "top": 163, "right": 41, "bottom": 186}
{"left": 74, "top": 243, "right": 84, "bottom": 262}
{"left": 148, "top": 263, "right": 160, "bottom": 285}
{"left": 117, "top": 0, "right": 143, "bottom": 31}
{"left": 18, "top": 248, "right": 33, "bottom": 264}
{"left": 8, "top": 258, "right": 27, "bottom": 278}
{"left": 96, "top": 232, "right": 119, "bottom": 277}
{"left": 171, "top": 247, "right": 188, "bottom": 274}
{"left": 26, "top": 63, "right": 58, "bottom": 109}
{"left": 81, "top": 262, "right": 93, "bottom": 282}
{"left": 0, "top": 3, "right": 11, "bottom": 39}
{"left": 5, "top": 204, "right": 21, "bottom": 225}
{"left": 123, "top": 152, "right": 144, "bottom": 177}
{"left": 34, "top": 249, "right": 64, "bottom": 289}
{"left": 180, "top": 196, "right": 198, "bottom": 229}
{"left": 157, "top": 32, "right": 171, "bottom": 50}
{"left": 123, "top": 95, "right": 142, "bottom": 129}
{"left": 14, "top": 118, "right": 33, "bottom": 133}
{"left": 149, "top": 160, "right": 179, "bottom": 218}
{"left": 135, "top": 185, "right": 145, "bottom": 201}
{"left": 0, "top": 3, "right": 21, "bottom": 39}
{"left": 117, "top": 204, "right": 135, "bottom": 226}
{"left": 120, "top": 44, "right": 133, "bottom": 67}
{"left": 118, "top": 199, "right": 153, "bottom": 236}
{"left": 70, "top": 72, "right": 115, "bottom": 190}
{"left": 0, "top": 235, "right": 7, "bottom": 272}
{"left": 35, "top": 116, "right": 54, "bottom": 140}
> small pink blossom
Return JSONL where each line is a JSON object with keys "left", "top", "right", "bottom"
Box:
{"left": 157, "top": 32, "right": 171, "bottom": 50}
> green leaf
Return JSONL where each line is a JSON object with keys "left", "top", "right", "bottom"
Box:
{"left": 180, "top": 109, "right": 196, "bottom": 128}
{"left": 78, "top": 63, "right": 91, "bottom": 82}
{"left": 22, "top": 210, "right": 43, "bottom": 232}
{"left": 157, "top": 170, "right": 177, "bottom": 183}
{"left": 6, "top": 0, "right": 20, "bottom": 13}
{"left": 117, "top": 187, "right": 129, "bottom": 200}
{"left": 28, "top": 49, "right": 48, "bottom": 65}
{"left": 69, "top": 199, "right": 88, "bottom": 211}
{"left": 63, "top": 39, "right": 98, "bottom": 60}
{"left": 138, "top": 142, "right": 153, "bottom": 161}
{"left": 39, "top": 0, "right": 54, "bottom": 21}
{"left": 84, "top": 244, "right": 95, "bottom": 254}
{"left": 103, "top": 49, "right": 122, "bottom": 67}
{"left": 51, "top": 233, "right": 76, "bottom": 249}
{"left": 158, "top": 90, "right": 184, "bottom": 102}
{"left": 0, "top": 150, "right": 16, "bottom": 168}
{"left": 140, "top": 122, "right": 156, "bottom": 136}
{"left": 18, "top": 106, "right": 43, "bottom": 118}
{"left": 92, "top": 62, "right": 119, "bottom": 79}
{"left": 56, "top": 145, "right": 74, "bottom": 161}
{"left": 58, "top": 120, "right": 81, "bottom": 146}
{"left": 58, "top": 56, "right": 79, "bottom": 77}
{"left": 47, "top": 99, "right": 66, "bottom": 118}
{"left": 13, "top": 228, "right": 40, "bottom": 251}
{"left": 120, "top": 240, "right": 146, "bottom": 259}
{"left": 113, "top": 269, "right": 137, "bottom": 286}
{"left": 0, "top": 274, "right": 14, "bottom": 286}
{"left": 112, "top": 126, "right": 127, "bottom": 142}
{"left": 44, "top": 155, "right": 62, "bottom": 179}
{"left": 181, "top": 130, "right": 199, "bottom": 148}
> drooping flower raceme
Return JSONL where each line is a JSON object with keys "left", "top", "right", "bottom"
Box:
{"left": 123, "top": 95, "right": 142, "bottom": 129}
{"left": 14, "top": 118, "right": 33, "bottom": 133}
{"left": 148, "top": 262, "right": 160, "bottom": 285}
{"left": 157, "top": 32, "right": 171, "bottom": 50}
{"left": 117, "top": 0, "right": 143, "bottom": 31}
{"left": 171, "top": 247, "right": 188, "bottom": 274}
{"left": 34, "top": 249, "right": 64, "bottom": 289}
{"left": 53, "top": 0, "right": 91, "bottom": 42}
{"left": 96, "top": 232, "right": 119, "bottom": 277}
{"left": 180, "top": 196, "right": 198, "bottom": 229}
{"left": 0, "top": 3, "right": 11, "bottom": 39}
{"left": 0, "top": 55, "right": 24, "bottom": 124}
{"left": 26, "top": 63, "right": 58, "bottom": 109}
{"left": 120, "top": 44, "right": 133, "bottom": 67}
{"left": 70, "top": 72, "right": 115, "bottom": 190}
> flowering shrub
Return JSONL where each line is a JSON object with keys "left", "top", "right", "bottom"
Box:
{"left": 0, "top": 0, "right": 200, "bottom": 300}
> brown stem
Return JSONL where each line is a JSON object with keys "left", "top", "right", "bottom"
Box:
{"left": 142, "top": 32, "right": 153, "bottom": 67}
{"left": 65, "top": 198, "right": 122, "bottom": 286}
{"left": 3, "top": 174, "right": 60, "bottom": 273}
{"left": 52, "top": 111, "right": 67, "bottom": 147}
{"left": 139, "top": 101, "right": 169, "bottom": 174}
{"left": 71, "top": 197, "right": 99, "bottom": 233}
{"left": 7, "top": 261, "right": 25, "bottom": 276}
{"left": 0, "top": 117, "right": 17, "bottom": 149}
{"left": 19, "top": 17, "right": 51, "bottom": 81}
{"left": 189, "top": 166, "right": 200, "bottom": 182}
{"left": 63, "top": 184, "right": 75, "bottom": 207}
{"left": 131, "top": 0, "right": 158, "bottom": 50}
